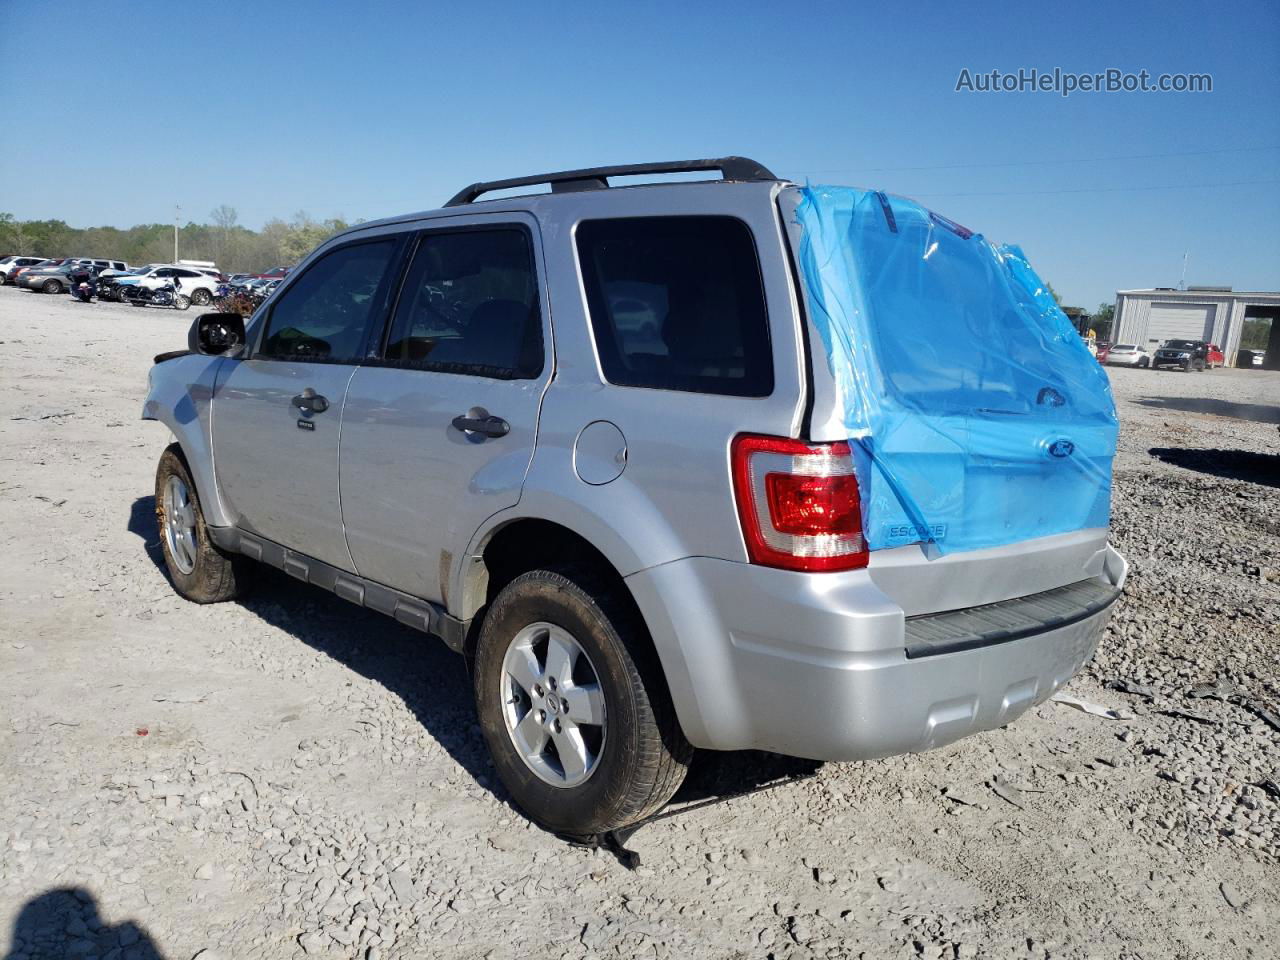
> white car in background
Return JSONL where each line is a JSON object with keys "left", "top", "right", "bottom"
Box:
{"left": 1105, "top": 343, "right": 1152, "bottom": 368}
{"left": 70, "top": 257, "right": 130, "bottom": 273}
{"left": 112, "top": 264, "right": 219, "bottom": 306}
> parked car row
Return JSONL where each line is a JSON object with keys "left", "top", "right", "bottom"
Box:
{"left": 1101, "top": 339, "right": 1232, "bottom": 372}
{"left": 1, "top": 256, "right": 293, "bottom": 301}
{"left": 1, "top": 256, "right": 129, "bottom": 288}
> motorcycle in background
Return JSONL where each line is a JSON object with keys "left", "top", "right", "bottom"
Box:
{"left": 67, "top": 265, "right": 97, "bottom": 303}
{"left": 124, "top": 278, "right": 191, "bottom": 311}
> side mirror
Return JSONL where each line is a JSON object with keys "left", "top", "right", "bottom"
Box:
{"left": 189, "top": 312, "right": 246, "bottom": 356}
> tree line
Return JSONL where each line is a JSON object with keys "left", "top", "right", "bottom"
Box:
{"left": 0, "top": 207, "right": 356, "bottom": 274}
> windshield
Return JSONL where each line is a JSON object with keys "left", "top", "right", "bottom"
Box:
{"left": 1165, "top": 340, "right": 1199, "bottom": 349}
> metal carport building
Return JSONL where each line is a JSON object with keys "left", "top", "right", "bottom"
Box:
{"left": 1112, "top": 287, "right": 1280, "bottom": 367}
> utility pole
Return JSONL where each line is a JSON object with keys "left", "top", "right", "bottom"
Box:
{"left": 174, "top": 204, "right": 181, "bottom": 263}
{"left": 1178, "top": 251, "right": 1189, "bottom": 291}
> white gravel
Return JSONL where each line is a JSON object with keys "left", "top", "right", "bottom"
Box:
{"left": 1, "top": 285, "right": 1277, "bottom": 960}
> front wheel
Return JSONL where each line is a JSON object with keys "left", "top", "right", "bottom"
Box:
{"left": 154, "top": 446, "right": 247, "bottom": 603}
{"left": 192, "top": 288, "right": 212, "bottom": 306}
{"left": 473, "top": 568, "right": 691, "bottom": 835}
{"left": 42, "top": 279, "right": 62, "bottom": 294}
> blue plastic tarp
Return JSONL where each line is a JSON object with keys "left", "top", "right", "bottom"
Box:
{"left": 793, "top": 185, "right": 1118, "bottom": 555}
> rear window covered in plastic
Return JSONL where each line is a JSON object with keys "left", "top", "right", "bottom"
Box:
{"left": 793, "top": 186, "right": 1118, "bottom": 555}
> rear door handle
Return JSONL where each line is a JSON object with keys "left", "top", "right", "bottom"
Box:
{"left": 292, "top": 390, "right": 330, "bottom": 413}
{"left": 451, "top": 407, "right": 510, "bottom": 438}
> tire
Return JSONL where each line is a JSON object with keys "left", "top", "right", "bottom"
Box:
{"left": 154, "top": 445, "right": 247, "bottom": 603}
{"left": 1182, "top": 359, "right": 1192, "bottom": 372}
{"left": 1139, "top": 357, "right": 1149, "bottom": 368}
{"left": 174, "top": 294, "right": 191, "bottom": 311}
{"left": 42, "top": 279, "right": 62, "bottom": 294}
{"left": 473, "top": 567, "right": 691, "bottom": 835}
{"left": 192, "top": 288, "right": 212, "bottom": 306}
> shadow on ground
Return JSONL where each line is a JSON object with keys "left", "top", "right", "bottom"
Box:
{"left": 126, "top": 497, "right": 819, "bottom": 831}
{"left": 1149, "top": 447, "right": 1280, "bottom": 489}
{"left": 1131, "top": 395, "right": 1280, "bottom": 425}
{"left": 127, "top": 496, "right": 163, "bottom": 572}
{"left": 3, "top": 887, "right": 162, "bottom": 960}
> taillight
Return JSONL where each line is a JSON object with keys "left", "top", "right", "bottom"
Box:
{"left": 731, "top": 434, "right": 868, "bottom": 572}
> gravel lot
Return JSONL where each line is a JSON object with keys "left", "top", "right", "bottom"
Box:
{"left": 1, "top": 286, "right": 1277, "bottom": 960}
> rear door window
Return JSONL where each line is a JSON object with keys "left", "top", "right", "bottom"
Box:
{"left": 259, "top": 239, "right": 401, "bottom": 363}
{"left": 381, "top": 227, "right": 542, "bottom": 379}
{"left": 575, "top": 216, "right": 772, "bottom": 396}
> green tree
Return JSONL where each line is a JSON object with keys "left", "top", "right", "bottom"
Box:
{"left": 1093, "top": 302, "right": 1115, "bottom": 341}
{"left": 1241, "top": 317, "right": 1273, "bottom": 351}
{"left": 0, "top": 211, "right": 359, "bottom": 273}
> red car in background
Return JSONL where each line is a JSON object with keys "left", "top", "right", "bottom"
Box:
{"left": 251, "top": 265, "right": 291, "bottom": 280}
{"left": 1095, "top": 342, "right": 1111, "bottom": 364}
{"left": 1206, "top": 343, "right": 1225, "bottom": 368}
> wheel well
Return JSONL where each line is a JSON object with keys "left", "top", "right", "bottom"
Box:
{"left": 476, "top": 519, "right": 624, "bottom": 606}
{"left": 462, "top": 519, "right": 643, "bottom": 653}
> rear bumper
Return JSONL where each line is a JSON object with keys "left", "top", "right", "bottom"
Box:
{"left": 627, "top": 544, "right": 1126, "bottom": 760}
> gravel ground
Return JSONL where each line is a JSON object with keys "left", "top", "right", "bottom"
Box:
{"left": 1, "top": 285, "right": 1277, "bottom": 960}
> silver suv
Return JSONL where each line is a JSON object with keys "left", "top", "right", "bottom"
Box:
{"left": 144, "top": 158, "right": 1126, "bottom": 837}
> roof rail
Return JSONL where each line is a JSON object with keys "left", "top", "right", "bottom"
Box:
{"left": 444, "top": 156, "right": 777, "bottom": 207}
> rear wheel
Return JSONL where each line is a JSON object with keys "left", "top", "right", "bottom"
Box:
{"left": 154, "top": 446, "right": 247, "bottom": 603}
{"left": 473, "top": 568, "right": 691, "bottom": 835}
{"left": 174, "top": 294, "right": 191, "bottom": 311}
{"left": 42, "top": 279, "right": 62, "bottom": 294}
{"left": 192, "top": 288, "right": 212, "bottom": 306}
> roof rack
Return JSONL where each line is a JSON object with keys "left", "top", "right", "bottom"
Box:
{"left": 444, "top": 156, "right": 777, "bottom": 207}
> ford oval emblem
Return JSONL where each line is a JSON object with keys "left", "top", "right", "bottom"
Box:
{"left": 1048, "top": 439, "right": 1075, "bottom": 459}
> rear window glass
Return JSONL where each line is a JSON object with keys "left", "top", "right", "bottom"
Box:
{"left": 576, "top": 216, "right": 772, "bottom": 397}
{"left": 1114, "top": 344, "right": 1136, "bottom": 351}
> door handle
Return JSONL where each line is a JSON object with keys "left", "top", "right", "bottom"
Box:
{"left": 292, "top": 390, "right": 330, "bottom": 413}
{"left": 451, "top": 407, "right": 510, "bottom": 438}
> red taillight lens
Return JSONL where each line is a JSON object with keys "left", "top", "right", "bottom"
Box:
{"left": 731, "top": 434, "right": 867, "bottom": 572}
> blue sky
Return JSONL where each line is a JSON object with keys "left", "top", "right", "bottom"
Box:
{"left": 2, "top": 0, "right": 1277, "bottom": 308}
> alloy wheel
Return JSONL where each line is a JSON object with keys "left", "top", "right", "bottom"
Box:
{"left": 162, "top": 475, "right": 198, "bottom": 575}
{"left": 500, "top": 621, "right": 606, "bottom": 788}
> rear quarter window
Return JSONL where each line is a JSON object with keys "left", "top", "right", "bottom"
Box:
{"left": 575, "top": 216, "right": 772, "bottom": 397}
